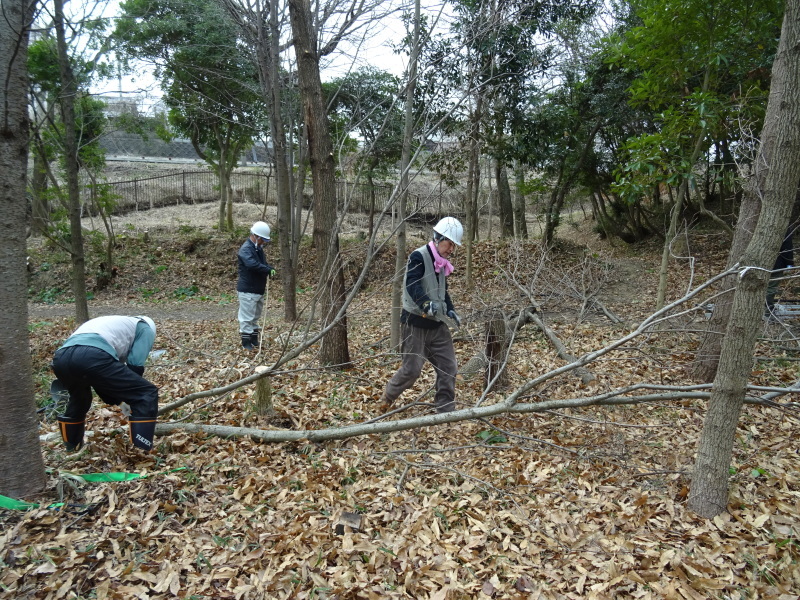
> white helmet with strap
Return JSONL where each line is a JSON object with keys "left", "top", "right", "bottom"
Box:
{"left": 433, "top": 217, "right": 463, "bottom": 246}
{"left": 251, "top": 221, "right": 271, "bottom": 240}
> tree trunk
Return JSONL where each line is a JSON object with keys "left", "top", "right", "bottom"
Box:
{"left": 31, "top": 143, "right": 50, "bottom": 235}
{"left": 226, "top": 0, "right": 298, "bottom": 321}
{"left": 484, "top": 316, "right": 509, "bottom": 389}
{"left": 513, "top": 161, "right": 528, "bottom": 239}
{"left": 495, "top": 159, "right": 514, "bottom": 239}
{"left": 688, "top": 0, "right": 800, "bottom": 517}
{"left": 656, "top": 124, "right": 708, "bottom": 310}
{"left": 265, "top": 0, "right": 297, "bottom": 322}
{"left": 289, "top": 0, "right": 350, "bottom": 367}
{"left": 390, "top": 0, "right": 420, "bottom": 349}
{"left": 218, "top": 158, "right": 233, "bottom": 231}
{"left": 0, "top": 0, "right": 47, "bottom": 498}
{"left": 542, "top": 120, "right": 602, "bottom": 247}
{"left": 55, "top": 0, "right": 89, "bottom": 324}
{"left": 464, "top": 97, "right": 482, "bottom": 288}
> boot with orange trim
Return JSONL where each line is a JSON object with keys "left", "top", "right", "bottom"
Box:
{"left": 129, "top": 417, "right": 156, "bottom": 452}
{"left": 56, "top": 416, "right": 85, "bottom": 451}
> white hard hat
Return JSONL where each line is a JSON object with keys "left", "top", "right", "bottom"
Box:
{"left": 136, "top": 316, "right": 156, "bottom": 335}
{"left": 251, "top": 221, "right": 271, "bottom": 240}
{"left": 433, "top": 217, "right": 463, "bottom": 246}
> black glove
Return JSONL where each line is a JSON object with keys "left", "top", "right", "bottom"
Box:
{"left": 128, "top": 364, "right": 145, "bottom": 377}
{"left": 447, "top": 309, "right": 462, "bottom": 327}
{"left": 422, "top": 301, "right": 439, "bottom": 317}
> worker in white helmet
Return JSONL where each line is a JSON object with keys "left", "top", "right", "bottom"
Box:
{"left": 237, "top": 221, "right": 277, "bottom": 350}
{"left": 51, "top": 315, "right": 159, "bottom": 452}
{"left": 380, "top": 216, "right": 464, "bottom": 414}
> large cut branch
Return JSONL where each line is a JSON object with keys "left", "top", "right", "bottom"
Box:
{"left": 153, "top": 383, "right": 797, "bottom": 444}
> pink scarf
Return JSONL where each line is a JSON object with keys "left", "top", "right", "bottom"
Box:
{"left": 428, "top": 241, "right": 454, "bottom": 277}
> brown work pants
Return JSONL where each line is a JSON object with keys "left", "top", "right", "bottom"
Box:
{"left": 384, "top": 322, "right": 457, "bottom": 412}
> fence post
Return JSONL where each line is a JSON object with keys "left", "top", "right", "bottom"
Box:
{"left": 183, "top": 172, "right": 187, "bottom": 204}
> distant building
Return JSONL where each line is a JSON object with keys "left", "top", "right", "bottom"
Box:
{"left": 101, "top": 94, "right": 142, "bottom": 118}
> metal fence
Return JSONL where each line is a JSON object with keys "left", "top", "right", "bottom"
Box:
{"left": 96, "top": 170, "right": 463, "bottom": 218}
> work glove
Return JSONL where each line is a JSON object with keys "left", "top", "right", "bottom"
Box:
{"left": 128, "top": 364, "right": 145, "bottom": 377}
{"left": 422, "top": 301, "right": 439, "bottom": 317}
{"left": 269, "top": 269, "right": 277, "bottom": 278}
{"left": 447, "top": 309, "right": 462, "bottom": 327}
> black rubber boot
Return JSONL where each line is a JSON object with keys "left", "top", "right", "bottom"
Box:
{"left": 129, "top": 417, "right": 156, "bottom": 452}
{"left": 241, "top": 334, "right": 255, "bottom": 350}
{"left": 57, "top": 416, "right": 85, "bottom": 451}
{"left": 250, "top": 331, "right": 260, "bottom": 348}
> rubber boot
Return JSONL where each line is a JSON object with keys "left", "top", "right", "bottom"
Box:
{"left": 250, "top": 331, "right": 260, "bottom": 349}
{"left": 129, "top": 417, "right": 156, "bottom": 452}
{"left": 241, "top": 333, "right": 255, "bottom": 350}
{"left": 57, "top": 416, "right": 85, "bottom": 451}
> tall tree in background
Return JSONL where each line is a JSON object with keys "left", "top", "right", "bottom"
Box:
{"left": 327, "top": 66, "right": 404, "bottom": 239}
{"left": 444, "top": 0, "right": 594, "bottom": 280}
{"left": 28, "top": 33, "right": 114, "bottom": 293}
{"left": 288, "top": 0, "right": 351, "bottom": 366}
{"left": 688, "top": 0, "right": 800, "bottom": 518}
{"left": 220, "top": 0, "right": 302, "bottom": 321}
{"left": 392, "top": 0, "right": 421, "bottom": 348}
{"left": 115, "top": 0, "right": 264, "bottom": 231}
{"left": 609, "top": 0, "right": 782, "bottom": 309}
{"left": 0, "top": 0, "right": 47, "bottom": 497}
{"left": 54, "top": 0, "right": 90, "bottom": 323}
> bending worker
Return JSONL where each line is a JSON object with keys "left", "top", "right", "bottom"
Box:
{"left": 52, "top": 315, "right": 158, "bottom": 452}
{"left": 381, "top": 217, "right": 464, "bottom": 414}
{"left": 237, "top": 221, "right": 276, "bottom": 350}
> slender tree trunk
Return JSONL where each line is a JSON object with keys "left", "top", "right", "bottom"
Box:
{"left": 390, "top": 0, "right": 420, "bottom": 349}
{"left": 219, "top": 159, "right": 233, "bottom": 231}
{"left": 495, "top": 159, "right": 514, "bottom": 239}
{"left": 55, "top": 0, "right": 89, "bottom": 323}
{"left": 0, "top": 0, "right": 47, "bottom": 498}
{"left": 543, "top": 121, "right": 602, "bottom": 247}
{"left": 464, "top": 96, "right": 482, "bottom": 288}
{"left": 656, "top": 124, "right": 708, "bottom": 310}
{"left": 224, "top": 0, "right": 298, "bottom": 320}
{"left": 688, "top": 0, "right": 800, "bottom": 517}
{"left": 266, "top": 0, "right": 297, "bottom": 321}
{"left": 367, "top": 162, "right": 376, "bottom": 240}
{"left": 513, "top": 161, "right": 528, "bottom": 239}
{"left": 31, "top": 137, "right": 50, "bottom": 235}
{"left": 289, "top": 0, "right": 350, "bottom": 367}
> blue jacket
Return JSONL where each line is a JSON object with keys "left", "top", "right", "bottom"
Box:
{"left": 237, "top": 239, "right": 274, "bottom": 294}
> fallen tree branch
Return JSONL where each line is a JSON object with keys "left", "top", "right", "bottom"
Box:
{"left": 153, "top": 382, "right": 798, "bottom": 444}
{"left": 529, "top": 311, "right": 597, "bottom": 386}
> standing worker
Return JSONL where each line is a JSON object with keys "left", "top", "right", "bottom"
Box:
{"left": 380, "top": 217, "right": 464, "bottom": 414}
{"left": 52, "top": 315, "right": 159, "bottom": 452}
{"left": 237, "top": 221, "right": 277, "bottom": 350}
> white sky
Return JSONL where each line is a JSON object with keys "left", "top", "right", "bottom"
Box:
{"left": 89, "top": 0, "right": 416, "bottom": 115}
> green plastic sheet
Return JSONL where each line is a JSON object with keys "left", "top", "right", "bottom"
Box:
{"left": 0, "top": 467, "right": 186, "bottom": 511}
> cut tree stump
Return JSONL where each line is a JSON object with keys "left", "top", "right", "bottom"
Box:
{"left": 462, "top": 305, "right": 597, "bottom": 391}
{"left": 253, "top": 365, "right": 274, "bottom": 416}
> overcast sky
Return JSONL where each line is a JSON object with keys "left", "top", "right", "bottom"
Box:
{"left": 89, "top": 0, "right": 418, "bottom": 115}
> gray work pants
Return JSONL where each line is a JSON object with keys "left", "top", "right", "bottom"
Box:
{"left": 385, "top": 323, "right": 457, "bottom": 412}
{"left": 238, "top": 292, "right": 265, "bottom": 334}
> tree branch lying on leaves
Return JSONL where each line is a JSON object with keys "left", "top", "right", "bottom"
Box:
{"left": 151, "top": 265, "right": 800, "bottom": 444}
{"left": 154, "top": 383, "right": 796, "bottom": 443}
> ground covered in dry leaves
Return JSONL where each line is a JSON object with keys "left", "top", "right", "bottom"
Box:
{"left": 3, "top": 216, "right": 799, "bottom": 600}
